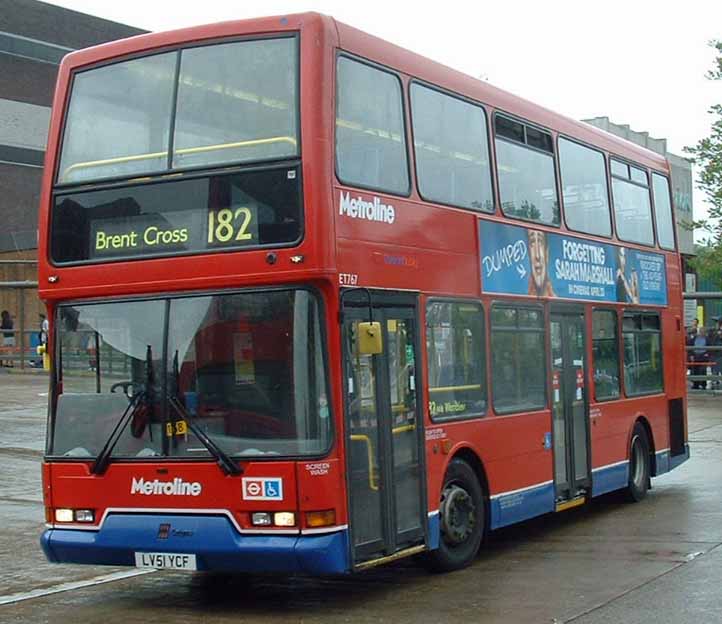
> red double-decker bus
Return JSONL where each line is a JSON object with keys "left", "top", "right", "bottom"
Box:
{"left": 39, "top": 13, "right": 688, "bottom": 575}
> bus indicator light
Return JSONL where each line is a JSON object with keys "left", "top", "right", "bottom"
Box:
{"left": 305, "top": 510, "right": 336, "bottom": 528}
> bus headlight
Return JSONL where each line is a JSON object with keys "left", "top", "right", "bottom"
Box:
{"left": 55, "top": 509, "right": 73, "bottom": 523}
{"left": 251, "top": 512, "right": 272, "bottom": 526}
{"left": 74, "top": 509, "right": 95, "bottom": 523}
{"left": 273, "top": 512, "right": 296, "bottom": 527}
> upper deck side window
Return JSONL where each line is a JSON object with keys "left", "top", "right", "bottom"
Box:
{"left": 558, "top": 138, "right": 611, "bottom": 237}
{"left": 410, "top": 83, "right": 493, "bottom": 212}
{"left": 651, "top": 173, "right": 676, "bottom": 250}
{"left": 494, "top": 115, "right": 560, "bottom": 227}
{"left": 335, "top": 56, "right": 410, "bottom": 196}
{"left": 610, "top": 158, "right": 655, "bottom": 247}
{"left": 57, "top": 37, "right": 299, "bottom": 185}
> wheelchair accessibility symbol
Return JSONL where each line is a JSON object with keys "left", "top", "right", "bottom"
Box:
{"left": 242, "top": 477, "right": 284, "bottom": 501}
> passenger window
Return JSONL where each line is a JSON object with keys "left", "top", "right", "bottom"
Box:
{"left": 611, "top": 158, "right": 654, "bottom": 246}
{"left": 623, "top": 312, "right": 663, "bottom": 395}
{"left": 335, "top": 57, "right": 409, "bottom": 195}
{"left": 652, "top": 173, "right": 676, "bottom": 250}
{"left": 630, "top": 166, "right": 648, "bottom": 185}
{"left": 426, "top": 301, "right": 487, "bottom": 420}
{"left": 410, "top": 84, "right": 494, "bottom": 212}
{"left": 491, "top": 304, "right": 546, "bottom": 413}
{"left": 592, "top": 310, "right": 620, "bottom": 400}
{"left": 610, "top": 160, "right": 628, "bottom": 178}
{"left": 558, "top": 138, "right": 611, "bottom": 237}
{"left": 495, "top": 115, "right": 559, "bottom": 226}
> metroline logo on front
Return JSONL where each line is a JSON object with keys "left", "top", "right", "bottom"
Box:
{"left": 130, "top": 477, "right": 202, "bottom": 496}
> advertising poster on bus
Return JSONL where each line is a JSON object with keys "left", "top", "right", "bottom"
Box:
{"left": 479, "top": 221, "right": 667, "bottom": 305}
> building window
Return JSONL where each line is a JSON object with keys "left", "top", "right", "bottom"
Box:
{"left": 426, "top": 301, "right": 486, "bottom": 420}
{"left": 652, "top": 173, "right": 676, "bottom": 250}
{"left": 592, "top": 310, "right": 620, "bottom": 400}
{"left": 495, "top": 115, "right": 559, "bottom": 226}
{"left": 410, "top": 84, "right": 493, "bottom": 212}
{"left": 611, "top": 159, "right": 654, "bottom": 246}
{"left": 490, "top": 305, "right": 546, "bottom": 413}
{"left": 335, "top": 56, "right": 409, "bottom": 195}
{"left": 558, "top": 138, "right": 611, "bottom": 237}
{"left": 623, "top": 313, "right": 663, "bottom": 395}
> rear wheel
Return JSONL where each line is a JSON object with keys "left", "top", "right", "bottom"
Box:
{"left": 626, "top": 423, "right": 651, "bottom": 502}
{"left": 426, "top": 458, "right": 486, "bottom": 572}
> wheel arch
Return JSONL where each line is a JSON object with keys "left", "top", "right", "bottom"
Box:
{"left": 448, "top": 446, "right": 490, "bottom": 504}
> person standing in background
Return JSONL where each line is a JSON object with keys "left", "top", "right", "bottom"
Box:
{"left": 708, "top": 318, "right": 722, "bottom": 387}
{"left": 1, "top": 310, "right": 14, "bottom": 367}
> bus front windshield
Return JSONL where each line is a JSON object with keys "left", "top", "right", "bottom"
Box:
{"left": 51, "top": 290, "right": 331, "bottom": 461}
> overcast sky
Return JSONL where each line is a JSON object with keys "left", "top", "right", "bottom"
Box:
{"left": 46, "top": 0, "right": 722, "bottom": 224}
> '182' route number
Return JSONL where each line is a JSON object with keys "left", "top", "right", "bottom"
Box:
{"left": 208, "top": 208, "right": 253, "bottom": 244}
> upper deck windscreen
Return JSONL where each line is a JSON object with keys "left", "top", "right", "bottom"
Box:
{"left": 56, "top": 36, "right": 298, "bottom": 184}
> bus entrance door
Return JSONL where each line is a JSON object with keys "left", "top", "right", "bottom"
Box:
{"left": 343, "top": 298, "right": 427, "bottom": 567}
{"left": 550, "top": 310, "right": 591, "bottom": 509}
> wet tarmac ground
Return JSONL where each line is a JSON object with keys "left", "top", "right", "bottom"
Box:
{"left": 1, "top": 369, "right": 721, "bottom": 623}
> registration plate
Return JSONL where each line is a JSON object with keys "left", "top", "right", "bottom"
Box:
{"left": 134, "top": 552, "right": 197, "bottom": 570}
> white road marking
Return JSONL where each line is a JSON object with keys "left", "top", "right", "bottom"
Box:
{"left": 0, "top": 569, "right": 155, "bottom": 606}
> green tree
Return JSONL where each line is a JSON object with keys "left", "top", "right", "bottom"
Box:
{"left": 685, "top": 40, "right": 722, "bottom": 284}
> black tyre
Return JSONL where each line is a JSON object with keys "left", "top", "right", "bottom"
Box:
{"left": 426, "top": 458, "right": 486, "bottom": 572}
{"left": 626, "top": 423, "right": 651, "bottom": 502}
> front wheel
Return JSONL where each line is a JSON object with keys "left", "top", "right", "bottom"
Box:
{"left": 626, "top": 423, "right": 651, "bottom": 502}
{"left": 426, "top": 458, "right": 486, "bottom": 572}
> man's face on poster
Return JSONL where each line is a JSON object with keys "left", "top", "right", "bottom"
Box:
{"left": 529, "top": 230, "right": 548, "bottom": 291}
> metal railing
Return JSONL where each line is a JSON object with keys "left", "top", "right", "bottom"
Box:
{"left": 684, "top": 291, "right": 722, "bottom": 394}
{"left": 0, "top": 278, "right": 41, "bottom": 371}
{"left": 0, "top": 329, "right": 45, "bottom": 369}
{"left": 685, "top": 344, "right": 722, "bottom": 393}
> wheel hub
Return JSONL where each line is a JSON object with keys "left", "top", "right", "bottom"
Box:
{"left": 440, "top": 484, "right": 476, "bottom": 545}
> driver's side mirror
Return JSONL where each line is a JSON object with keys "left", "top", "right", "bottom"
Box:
{"left": 358, "top": 321, "right": 383, "bottom": 355}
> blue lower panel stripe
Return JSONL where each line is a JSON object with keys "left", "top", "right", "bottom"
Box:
{"left": 655, "top": 450, "right": 671, "bottom": 476}
{"left": 490, "top": 483, "right": 555, "bottom": 529}
{"left": 669, "top": 444, "right": 690, "bottom": 471}
{"left": 592, "top": 462, "right": 628, "bottom": 497}
{"left": 41, "top": 513, "right": 350, "bottom": 575}
{"left": 427, "top": 513, "right": 440, "bottom": 551}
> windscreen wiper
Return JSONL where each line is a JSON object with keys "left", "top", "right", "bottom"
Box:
{"left": 167, "top": 395, "right": 242, "bottom": 476}
{"left": 91, "top": 390, "right": 147, "bottom": 475}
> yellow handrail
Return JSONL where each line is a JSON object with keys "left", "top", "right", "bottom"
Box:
{"left": 350, "top": 434, "right": 379, "bottom": 491}
{"left": 61, "top": 135, "right": 298, "bottom": 181}
{"left": 428, "top": 384, "right": 482, "bottom": 393}
{"left": 350, "top": 424, "right": 416, "bottom": 492}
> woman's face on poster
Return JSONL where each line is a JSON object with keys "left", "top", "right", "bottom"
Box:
{"left": 529, "top": 230, "right": 548, "bottom": 290}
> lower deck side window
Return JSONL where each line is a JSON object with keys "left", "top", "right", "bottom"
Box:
{"left": 426, "top": 301, "right": 486, "bottom": 419}
{"left": 592, "top": 309, "right": 621, "bottom": 400}
{"left": 490, "top": 305, "right": 546, "bottom": 413}
{"left": 622, "top": 313, "right": 663, "bottom": 395}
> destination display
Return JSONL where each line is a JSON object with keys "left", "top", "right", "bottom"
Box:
{"left": 51, "top": 166, "right": 301, "bottom": 264}
{"left": 479, "top": 221, "right": 667, "bottom": 305}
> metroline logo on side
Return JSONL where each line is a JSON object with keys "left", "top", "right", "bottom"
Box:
{"left": 339, "top": 191, "right": 395, "bottom": 224}
{"left": 130, "top": 477, "right": 202, "bottom": 496}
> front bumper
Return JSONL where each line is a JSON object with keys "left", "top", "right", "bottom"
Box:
{"left": 41, "top": 513, "right": 350, "bottom": 575}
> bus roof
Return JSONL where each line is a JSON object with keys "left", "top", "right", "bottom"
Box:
{"left": 333, "top": 18, "right": 670, "bottom": 174}
{"left": 56, "top": 11, "right": 669, "bottom": 175}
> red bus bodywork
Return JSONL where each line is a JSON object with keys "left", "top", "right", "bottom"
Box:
{"left": 39, "top": 13, "right": 688, "bottom": 575}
